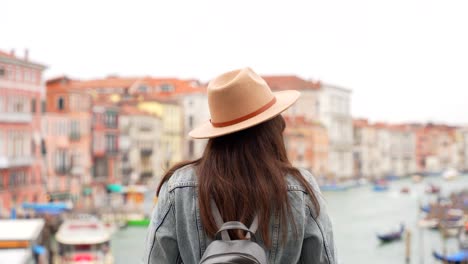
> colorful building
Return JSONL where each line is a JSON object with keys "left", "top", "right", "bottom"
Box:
{"left": 91, "top": 99, "right": 120, "bottom": 184}
{"left": 317, "top": 83, "right": 353, "bottom": 179}
{"left": 44, "top": 77, "right": 93, "bottom": 202}
{"left": 0, "top": 49, "right": 46, "bottom": 213}
{"left": 137, "top": 99, "right": 183, "bottom": 168}
{"left": 413, "top": 123, "right": 459, "bottom": 173}
{"left": 353, "top": 119, "right": 380, "bottom": 179}
{"left": 387, "top": 124, "right": 417, "bottom": 177}
{"left": 284, "top": 116, "right": 329, "bottom": 178}
{"left": 119, "top": 105, "right": 162, "bottom": 185}
{"left": 263, "top": 75, "right": 321, "bottom": 121}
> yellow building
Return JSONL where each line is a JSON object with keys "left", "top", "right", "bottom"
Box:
{"left": 137, "top": 99, "right": 183, "bottom": 169}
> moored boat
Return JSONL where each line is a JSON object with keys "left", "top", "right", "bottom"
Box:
{"left": 320, "top": 184, "right": 349, "bottom": 192}
{"left": 373, "top": 184, "right": 389, "bottom": 192}
{"left": 425, "top": 184, "right": 440, "bottom": 194}
{"left": 443, "top": 168, "right": 460, "bottom": 181}
{"left": 0, "top": 219, "right": 47, "bottom": 264}
{"left": 433, "top": 250, "right": 468, "bottom": 263}
{"left": 377, "top": 224, "right": 405, "bottom": 243}
{"left": 54, "top": 218, "right": 113, "bottom": 264}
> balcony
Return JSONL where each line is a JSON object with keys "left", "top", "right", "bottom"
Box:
{"left": 106, "top": 148, "right": 119, "bottom": 156}
{"left": 0, "top": 112, "right": 32, "bottom": 123}
{"left": 0, "top": 156, "right": 34, "bottom": 169}
{"left": 55, "top": 166, "right": 70, "bottom": 175}
{"left": 140, "top": 171, "right": 153, "bottom": 179}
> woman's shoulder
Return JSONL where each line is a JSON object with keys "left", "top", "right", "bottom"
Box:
{"left": 166, "top": 164, "right": 198, "bottom": 192}
{"left": 286, "top": 167, "right": 321, "bottom": 194}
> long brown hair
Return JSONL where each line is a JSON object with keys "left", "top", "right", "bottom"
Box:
{"left": 157, "top": 115, "right": 320, "bottom": 247}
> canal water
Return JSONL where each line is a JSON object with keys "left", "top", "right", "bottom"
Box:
{"left": 111, "top": 174, "right": 468, "bottom": 264}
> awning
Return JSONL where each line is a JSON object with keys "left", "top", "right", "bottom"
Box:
{"left": 106, "top": 184, "right": 123, "bottom": 193}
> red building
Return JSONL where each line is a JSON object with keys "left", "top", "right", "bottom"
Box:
{"left": 413, "top": 123, "right": 458, "bottom": 172}
{"left": 0, "top": 49, "right": 46, "bottom": 214}
{"left": 91, "top": 98, "right": 120, "bottom": 186}
{"left": 284, "top": 116, "right": 329, "bottom": 179}
{"left": 44, "top": 77, "right": 93, "bottom": 202}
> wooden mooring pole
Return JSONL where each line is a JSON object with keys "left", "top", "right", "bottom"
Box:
{"left": 405, "top": 230, "right": 411, "bottom": 264}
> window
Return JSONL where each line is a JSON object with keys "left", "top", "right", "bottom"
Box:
{"left": 57, "top": 97, "right": 65, "bottom": 110}
{"left": 0, "top": 96, "right": 4, "bottom": 112}
{"left": 9, "top": 172, "right": 16, "bottom": 187}
{"left": 11, "top": 96, "right": 25, "bottom": 112}
{"left": 105, "top": 134, "right": 117, "bottom": 153}
{"left": 24, "top": 69, "right": 31, "bottom": 82}
{"left": 31, "top": 99, "right": 36, "bottom": 113}
{"left": 0, "top": 66, "right": 5, "bottom": 77}
{"left": 41, "top": 100, "right": 46, "bottom": 113}
{"left": 15, "top": 66, "right": 21, "bottom": 81}
{"left": 31, "top": 70, "right": 36, "bottom": 83}
{"left": 55, "top": 149, "right": 68, "bottom": 174}
{"left": 8, "top": 131, "right": 25, "bottom": 158}
{"left": 188, "top": 115, "right": 194, "bottom": 129}
{"left": 0, "top": 131, "right": 3, "bottom": 156}
{"left": 138, "top": 85, "right": 148, "bottom": 93}
{"left": 188, "top": 140, "right": 194, "bottom": 157}
{"left": 105, "top": 112, "right": 118, "bottom": 128}
{"left": 7, "top": 65, "right": 13, "bottom": 80}
{"left": 160, "top": 83, "right": 174, "bottom": 92}
{"left": 70, "top": 120, "right": 80, "bottom": 140}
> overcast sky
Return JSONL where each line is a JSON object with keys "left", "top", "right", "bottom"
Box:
{"left": 3, "top": 0, "right": 467, "bottom": 125}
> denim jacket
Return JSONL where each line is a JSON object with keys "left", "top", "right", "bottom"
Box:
{"left": 143, "top": 165, "right": 337, "bottom": 264}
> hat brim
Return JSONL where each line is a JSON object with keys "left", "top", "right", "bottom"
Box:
{"left": 189, "top": 90, "right": 300, "bottom": 139}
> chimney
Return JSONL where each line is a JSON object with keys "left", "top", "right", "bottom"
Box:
{"left": 10, "top": 49, "right": 15, "bottom": 57}
{"left": 24, "top": 49, "right": 29, "bottom": 61}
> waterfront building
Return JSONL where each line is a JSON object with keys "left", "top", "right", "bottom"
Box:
{"left": 44, "top": 77, "right": 93, "bottom": 201}
{"left": 0, "top": 49, "right": 46, "bottom": 213}
{"left": 264, "top": 75, "right": 353, "bottom": 179}
{"left": 284, "top": 116, "right": 329, "bottom": 179}
{"left": 119, "top": 105, "right": 162, "bottom": 186}
{"left": 179, "top": 92, "right": 209, "bottom": 160}
{"left": 317, "top": 83, "right": 353, "bottom": 179}
{"left": 137, "top": 99, "right": 183, "bottom": 169}
{"left": 388, "top": 124, "right": 417, "bottom": 177}
{"left": 263, "top": 75, "right": 321, "bottom": 121}
{"left": 413, "top": 124, "right": 459, "bottom": 173}
{"left": 353, "top": 119, "right": 380, "bottom": 179}
{"left": 458, "top": 127, "right": 468, "bottom": 171}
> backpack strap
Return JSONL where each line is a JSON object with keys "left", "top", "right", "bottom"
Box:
{"left": 210, "top": 199, "right": 230, "bottom": 240}
{"left": 210, "top": 199, "right": 259, "bottom": 241}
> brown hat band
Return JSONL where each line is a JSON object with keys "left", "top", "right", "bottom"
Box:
{"left": 210, "top": 97, "right": 277, "bottom": 128}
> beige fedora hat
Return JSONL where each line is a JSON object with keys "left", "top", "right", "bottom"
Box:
{"left": 189, "top": 67, "right": 300, "bottom": 139}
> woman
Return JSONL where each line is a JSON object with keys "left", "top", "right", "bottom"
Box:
{"left": 143, "top": 68, "right": 337, "bottom": 264}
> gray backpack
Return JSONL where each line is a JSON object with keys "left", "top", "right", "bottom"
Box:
{"left": 199, "top": 200, "right": 268, "bottom": 264}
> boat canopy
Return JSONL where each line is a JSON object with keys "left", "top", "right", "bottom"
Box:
{"left": 22, "top": 202, "right": 72, "bottom": 214}
{"left": 107, "top": 184, "right": 123, "bottom": 193}
{"left": 0, "top": 219, "right": 45, "bottom": 241}
{"left": 56, "top": 219, "right": 111, "bottom": 245}
{"left": 0, "top": 249, "right": 32, "bottom": 264}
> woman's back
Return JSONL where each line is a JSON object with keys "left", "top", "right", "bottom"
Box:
{"left": 143, "top": 165, "right": 337, "bottom": 264}
{"left": 143, "top": 68, "right": 337, "bottom": 264}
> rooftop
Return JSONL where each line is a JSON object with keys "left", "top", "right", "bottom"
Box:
{"left": 262, "top": 75, "right": 321, "bottom": 91}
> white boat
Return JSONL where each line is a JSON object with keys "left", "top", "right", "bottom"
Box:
{"left": 55, "top": 219, "right": 113, "bottom": 264}
{"left": 442, "top": 168, "right": 460, "bottom": 181}
{"left": 0, "top": 219, "right": 47, "bottom": 264}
